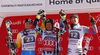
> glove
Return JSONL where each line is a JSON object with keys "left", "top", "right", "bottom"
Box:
{"left": 82, "top": 48, "right": 87, "bottom": 55}
{"left": 36, "top": 9, "right": 45, "bottom": 19}
{"left": 59, "top": 9, "right": 66, "bottom": 21}
{"left": 88, "top": 12, "right": 95, "bottom": 26}
{"left": 82, "top": 53, "right": 86, "bottom": 55}
{"left": 7, "top": 43, "right": 16, "bottom": 50}
{"left": 23, "top": 29, "right": 28, "bottom": 35}
{"left": 89, "top": 16, "right": 95, "bottom": 25}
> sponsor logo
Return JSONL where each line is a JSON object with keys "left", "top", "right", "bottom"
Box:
{"left": 11, "top": 21, "right": 21, "bottom": 25}
{"left": 99, "top": 46, "right": 100, "bottom": 52}
{"left": 54, "top": 19, "right": 58, "bottom": 23}
{"left": 88, "top": 46, "right": 94, "bottom": 51}
{"left": 98, "top": 26, "right": 100, "bottom": 32}
{"left": 99, "top": 36, "right": 100, "bottom": 41}
{"left": 84, "top": 36, "right": 93, "bottom": 41}
{"left": 15, "top": 49, "right": 19, "bottom": 53}
{"left": 38, "top": 38, "right": 42, "bottom": 44}
{"left": 43, "top": 40, "right": 55, "bottom": 46}
{"left": 99, "top": 46, "right": 100, "bottom": 50}
{"left": 38, "top": 48, "right": 42, "bottom": 51}
{"left": 23, "top": 20, "right": 25, "bottom": 24}
{"left": 12, "top": 29, "right": 18, "bottom": 33}
{"left": 13, "top": 39, "right": 17, "bottom": 43}
{"left": 59, "top": 47, "right": 63, "bottom": 51}
{"left": 59, "top": 37, "right": 63, "bottom": 41}
{"left": 96, "top": 14, "right": 100, "bottom": 23}
{"left": 49, "top": 0, "right": 73, "bottom": 5}
{"left": 23, "top": 20, "right": 34, "bottom": 24}
{"left": 67, "top": 19, "right": 70, "bottom": 23}
{"left": 8, "top": 49, "right": 19, "bottom": 54}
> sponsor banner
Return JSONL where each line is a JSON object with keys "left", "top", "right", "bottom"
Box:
{"left": 0, "top": 0, "right": 100, "bottom": 12}
{"left": 0, "top": 0, "right": 45, "bottom": 12}
{"left": 0, "top": 12, "right": 100, "bottom": 55}
{"left": 46, "top": 0, "right": 100, "bottom": 10}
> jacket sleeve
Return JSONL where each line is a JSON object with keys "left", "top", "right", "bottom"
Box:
{"left": 15, "top": 33, "right": 21, "bottom": 48}
{"left": 83, "top": 25, "right": 98, "bottom": 34}
{"left": 34, "top": 16, "right": 46, "bottom": 35}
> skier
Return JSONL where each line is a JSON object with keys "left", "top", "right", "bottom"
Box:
{"left": 59, "top": 10, "right": 98, "bottom": 55}
{"left": 34, "top": 9, "right": 57, "bottom": 55}
{"left": 8, "top": 18, "right": 37, "bottom": 55}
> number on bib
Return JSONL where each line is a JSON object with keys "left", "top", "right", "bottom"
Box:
{"left": 69, "top": 31, "right": 80, "bottom": 39}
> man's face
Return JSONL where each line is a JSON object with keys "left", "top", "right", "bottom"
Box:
{"left": 46, "top": 22, "right": 52, "bottom": 31}
{"left": 25, "top": 22, "right": 32, "bottom": 29}
{"left": 71, "top": 17, "right": 79, "bottom": 24}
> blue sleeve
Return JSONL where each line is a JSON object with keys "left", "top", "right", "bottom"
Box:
{"left": 35, "top": 23, "right": 43, "bottom": 35}
{"left": 34, "top": 17, "right": 44, "bottom": 35}
{"left": 83, "top": 25, "right": 98, "bottom": 34}
{"left": 60, "top": 19, "right": 66, "bottom": 34}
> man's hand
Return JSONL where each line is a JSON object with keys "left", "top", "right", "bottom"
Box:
{"left": 36, "top": 9, "right": 45, "bottom": 19}
{"left": 89, "top": 16, "right": 95, "bottom": 26}
{"left": 88, "top": 12, "right": 95, "bottom": 25}
{"left": 59, "top": 9, "right": 66, "bottom": 21}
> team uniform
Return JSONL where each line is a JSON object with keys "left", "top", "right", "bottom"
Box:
{"left": 15, "top": 29, "right": 37, "bottom": 55}
{"left": 60, "top": 19, "right": 98, "bottom": 55}
{"left": 34, "top": 17, "right": 57, "bottom": 55}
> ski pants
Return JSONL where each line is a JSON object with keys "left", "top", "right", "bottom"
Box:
{"left": 21, "top": 50, "right": 35, "bottom": 55}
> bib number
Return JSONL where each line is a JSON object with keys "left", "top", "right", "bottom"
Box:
{"left": 24, "top": 36, "right": 35, "bottom": 43}
{"left": 69, "top": 31, "right": 80, "bottom": 39}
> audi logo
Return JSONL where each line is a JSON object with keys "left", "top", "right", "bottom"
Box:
{"left": 67, "top": 19, "right": 70, "bottom": 23}
{"left": 59, "top": 47, "right": 63, "bottom": 51}
{"left": 8, "top": 49, "right": 19, "bottom": 55}
{"left": 83, "top": 36, "right": 93, "bottom": 43}
{"left": 12, "top": 29, "right": 18, "bottom": 33}
{"left": 54, "top": 19, "right": 58, "bottom": 23}
{"left": 99, "top": 36, "right": 100, "bottom": 41}
{"left": 59, "top": 37, "right": 63, "bottom": 41}
{"left": 13, "top": 39, "right": 17, "bottom": 43}
{"left": 38, "top": 48, "right": 42, "bottom": 51}
{"left": 38, "top": 38, "right": 42, "bottom": 44}
{"left": 88, "top": 46, "right": 94, "bottom": 51}
{"left": 98, "top": 26, "right": 100, "bottom": 32}
{"left": 96, "top": 14, "right": 100, "bottom": 23}
{"left": 38, "top": 38, "right": 42, "bottom": 42}
{"left": 14, "top": 49, "right": 19, "bottom": 53}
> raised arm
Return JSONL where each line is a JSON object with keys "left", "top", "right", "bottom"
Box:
{"left": 59, "top": 9, "right": 68, "bottom": 34}
{"left": 34, "top": 9, "right": 46, "bottom": 35}
{"left": 83, "top": 13, "right": 98, "bottom": 34}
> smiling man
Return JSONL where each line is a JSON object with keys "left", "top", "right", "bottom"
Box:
{"left": 59, "top": 10, "right": 98, "bottom": 55}
{"left": 15, "top": 18, "right": 37, "bottom": 55}
{"left": 34, "top": 10, "right": 57, "bottom": 55}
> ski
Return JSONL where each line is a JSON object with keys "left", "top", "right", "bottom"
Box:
{"left": 83, "top": 12, "right": 99, "bottom": 55}
{"left": 54, "top": 22, "right": 60, "bottom": 55}
{"left": 83, "top": 25, "right": 93, "bottom": 55}
{"left": 5, "top": 20, "right": 16, "bottom": 55}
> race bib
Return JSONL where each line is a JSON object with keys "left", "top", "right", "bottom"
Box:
{"left": 24, "top": 36, "right": 35, "bottom": 43}
{"left": 69, "top": 31, "right": 80, "bottom": 39}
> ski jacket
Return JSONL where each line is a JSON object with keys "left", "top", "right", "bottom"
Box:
{"left": 60, "top": 19, "right": 98, "bottom": 55}
{"left": 15, "top": 29, "right": 37, "bottom": 50}
{"left": 34, "top": 17, "right": 57, "bottom": 53}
